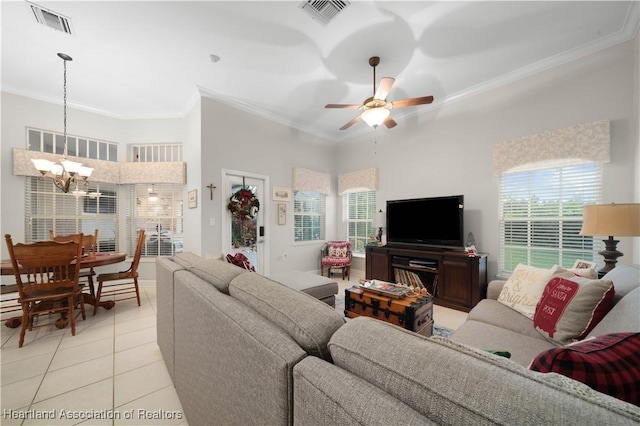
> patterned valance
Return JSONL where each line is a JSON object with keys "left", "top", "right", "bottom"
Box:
{"left": 338, "top": 168, "right": 378, "bottom": 195}
{"left": 13, "top": 148, "right": 186, "bottom": 184}
{"left": 493, "top": 120, "right": 610, "bottom": 175}
{"left": 292, "top": 167, "right": 330, "bottom": 195}
{"left": 119, "top": 162, "right": 186, "bottom": 184}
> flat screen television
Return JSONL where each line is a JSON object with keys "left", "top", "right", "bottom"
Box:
{"left": 386, "top": 195, "right": 464, "bottom": 249}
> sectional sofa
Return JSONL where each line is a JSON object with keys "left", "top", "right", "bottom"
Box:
{"left": 156, "top": 253, "right": 640, "bottom": 425}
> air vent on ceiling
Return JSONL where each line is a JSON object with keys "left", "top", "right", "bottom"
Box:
{"left": 299, "top": 0, "right": 350, "bottom": 26}
{"left": 28, "top": 1, "right": 73, "bottom": 35}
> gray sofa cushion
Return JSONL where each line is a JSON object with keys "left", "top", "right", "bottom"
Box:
{"left": 450, "top": 319, "right": 556, "bottom": 367}
{"left": 172, "top": 251, "right": 204, "bottom": 268}
{"left": 466, "top": 299, "right": 548, "bottom": 341}
{"left": 293, "top": 357, "right": 434, "bottom": 426}
{"left": 589, "top": 287, "right": 640, "bottom": 336}
{"left": 602, "top": 263, "right": 640, "bottom": 303}
{"left": 174, "top": 272, "right": 306, "bottom": 426}
{"left": 229, "top": 273, "right": 345, "bottom": 360}
{"left": 329, "top": 317, "right": 640, "bottom": 425}
{"left": 187, "top": 257, "right": 248, "bottom": 293}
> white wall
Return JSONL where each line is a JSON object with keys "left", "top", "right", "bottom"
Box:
{"left": 198, "top": 96, "right": 336, "bottom": 274}
{"left": 336, "top": 39, "right": 640, "bottom": 280}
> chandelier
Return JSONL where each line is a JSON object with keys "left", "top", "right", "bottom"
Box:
{"left": 32, "top": 53, "right": 93, "bottom": 193}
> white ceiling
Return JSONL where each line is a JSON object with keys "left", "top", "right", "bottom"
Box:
{"left": 2, "top": 1, "right": 638, "bottom": 142}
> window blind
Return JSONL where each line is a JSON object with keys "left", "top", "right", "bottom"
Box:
{"left": 124, "top": 184, "right": 184, "bottom": 257}
{"left": 294, "top": 191, "right": 325, "bottom": 242}
{"left": 25, "top": 177, "right": 119, "bottom": 252}
{"left": 345, "top": 190, "right": 376, "bottom": 254}
{"left": 498, "top": 162, "right": 602, "bottom": 275}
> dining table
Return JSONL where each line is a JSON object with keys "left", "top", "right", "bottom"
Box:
{"left": 1, "top": 252, "right": 127, "bottom": 328}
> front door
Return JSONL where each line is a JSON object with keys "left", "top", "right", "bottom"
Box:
{"left": 222, "top": 170, "right": 269, "bottom": 275}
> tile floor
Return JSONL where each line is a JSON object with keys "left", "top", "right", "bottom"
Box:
{"left": 1, "top": 286, "right": 187, "bottom": 426}
{"left": 1, "top": 271, "right": 468, "bottom": 426}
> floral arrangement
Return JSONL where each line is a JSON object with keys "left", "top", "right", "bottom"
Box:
{"left": 228, "top": 188, "right": 260, "bottom": 219}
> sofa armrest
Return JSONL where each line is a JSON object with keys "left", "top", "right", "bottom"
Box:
{"left": 487, "top": 280, "right": 506, "bottom": 300}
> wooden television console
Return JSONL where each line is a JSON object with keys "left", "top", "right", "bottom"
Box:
{"left": 365, "top": 245, "right": 487, "bottom": 312}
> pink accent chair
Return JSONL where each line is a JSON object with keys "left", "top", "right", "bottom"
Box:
{"left": 320, "top": 241, "right": 352, "bottom": 280}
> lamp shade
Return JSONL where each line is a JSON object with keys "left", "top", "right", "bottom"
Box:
{"left": 373, "top": 209, "right": 386, "bottom": 228}
{"left": 361, "top": 107, "right": 390, "bottom": 127}
{"left": 580, "top": 204, "right": 640, "bottom": 237}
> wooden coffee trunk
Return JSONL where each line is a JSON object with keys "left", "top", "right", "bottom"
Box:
{"left": 344, "top": 287, "right": 433, "bottom": 337}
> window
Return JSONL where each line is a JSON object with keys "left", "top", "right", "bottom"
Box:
{"left": 125, "top": 184, "right": 184, "bottom": 256}
{"left": 25, "top": 177, "right": 118, "bottom": 252}
{"left": 345, "top": 190, "right": 376, "bottom": 254}
{"left": 294, "top": 191, "right": 325, "bottom": 242}
{"left": 130, "top": 144, "right": 182, "bottom": 162}
{"left": 27, "top": 128, "right": 117, "bottom": 161}
{"left": 498, "top": 162, "right": 602, "bottom": 275}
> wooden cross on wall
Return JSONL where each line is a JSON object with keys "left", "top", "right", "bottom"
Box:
{"left": 206, "top": 183, "right": 216, "bottom": 200}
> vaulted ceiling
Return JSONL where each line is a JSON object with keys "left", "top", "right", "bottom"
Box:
{"left": 2, "top": 1, "right": 638, "bottom": 141}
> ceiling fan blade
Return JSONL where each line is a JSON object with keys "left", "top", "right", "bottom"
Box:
{"left": 383, "top": 116, "right": 397, "bottom": 129}
{"left": 339, "top": 115, "right": 362, "bottom": 130}
{"left": 325, "top": 103, "right": 361, "bottom": 109}
{"left": 374, "top": 77, "right": 395, "bottom": 101}
{"left": 391, "top": 96, "right": 434, "bottom": 108}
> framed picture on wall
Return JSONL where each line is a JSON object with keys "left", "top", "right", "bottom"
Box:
{"left": 273, "top": 187, "right": 291, "bottom": 202}
{"left": 188, "top": 189, "right": 197, "bottom": 209}
{"left": 278, "top": 203, "right": 286, "bottom": 225}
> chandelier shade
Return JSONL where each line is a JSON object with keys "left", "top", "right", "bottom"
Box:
{"left": 361, "top": 107, "right": 390, "bottom": 128}
{"left": 32, "top": 53, "right": 94, "bottom": 193}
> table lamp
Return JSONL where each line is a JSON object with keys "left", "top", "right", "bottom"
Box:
{"left": 372, "top": 209, "right": 386, "bottom": 243}
{"left": 579, "top": 203, "right": 640, "bottom": 277}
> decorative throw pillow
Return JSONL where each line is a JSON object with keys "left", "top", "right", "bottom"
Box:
{"left": 328, "top": 246, "right": 347, "bottom": 257}
{"left": 533, "top": 276, "right": 614, "bottom": 345}
{"left": 225, "top": 253, "right": 256, "bottom": 272}
{"left": 497, "top": 264, "right": 555, "bottom": 319}
{"left": 530, "top": 333, "right": 640, "bottom": 406}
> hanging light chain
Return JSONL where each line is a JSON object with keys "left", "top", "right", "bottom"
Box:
{"left": 62, "top": 58, "right": 67, "bottom": 158}
{"left": 63, "top": 56, "right": 68, "bottom": 158}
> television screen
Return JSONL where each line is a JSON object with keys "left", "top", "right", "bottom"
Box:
{"left": 386, "top": 195, "right": 464, "bottom": 249}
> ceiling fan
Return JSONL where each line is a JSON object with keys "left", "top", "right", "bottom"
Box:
{"left": 325, "top": 56, "right": 434, "bottom": 130}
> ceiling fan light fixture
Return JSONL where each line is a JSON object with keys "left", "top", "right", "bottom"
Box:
{"left": 361, "top": 107, "right": 390, "bottom": 128}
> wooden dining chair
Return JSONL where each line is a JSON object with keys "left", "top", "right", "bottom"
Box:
{"left": 94, "top": 229, "right": 145, "bottom": 316}
{"left": 4, "top": 234, "right": 86, "bottom": 347}
{"left": 50, "top": 229, "right": 99, "bottom": 297}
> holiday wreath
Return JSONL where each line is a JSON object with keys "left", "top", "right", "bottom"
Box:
{"left": 228, "top": 188, "right": 260, "bottom": 219}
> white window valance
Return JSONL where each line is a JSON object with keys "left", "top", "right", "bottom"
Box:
{"left": 13, "top": 148, "right": 186, "bottom": 184}
{"left": 493, "top": 120, "right": 610, "bottom": 175}
{"left": 338, "top": 168, "right": 378, "bottom": 195}
{"left": 292, "top": 167, "right": 330, "bottom": 195}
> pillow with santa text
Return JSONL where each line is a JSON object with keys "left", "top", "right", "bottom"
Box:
{"left": 533, "top": 275, "right": 614, "bottom": 345}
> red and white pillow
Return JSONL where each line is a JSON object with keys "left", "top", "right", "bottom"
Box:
{"left": 533, "top": 275, "right": 615, "bottom": 345}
